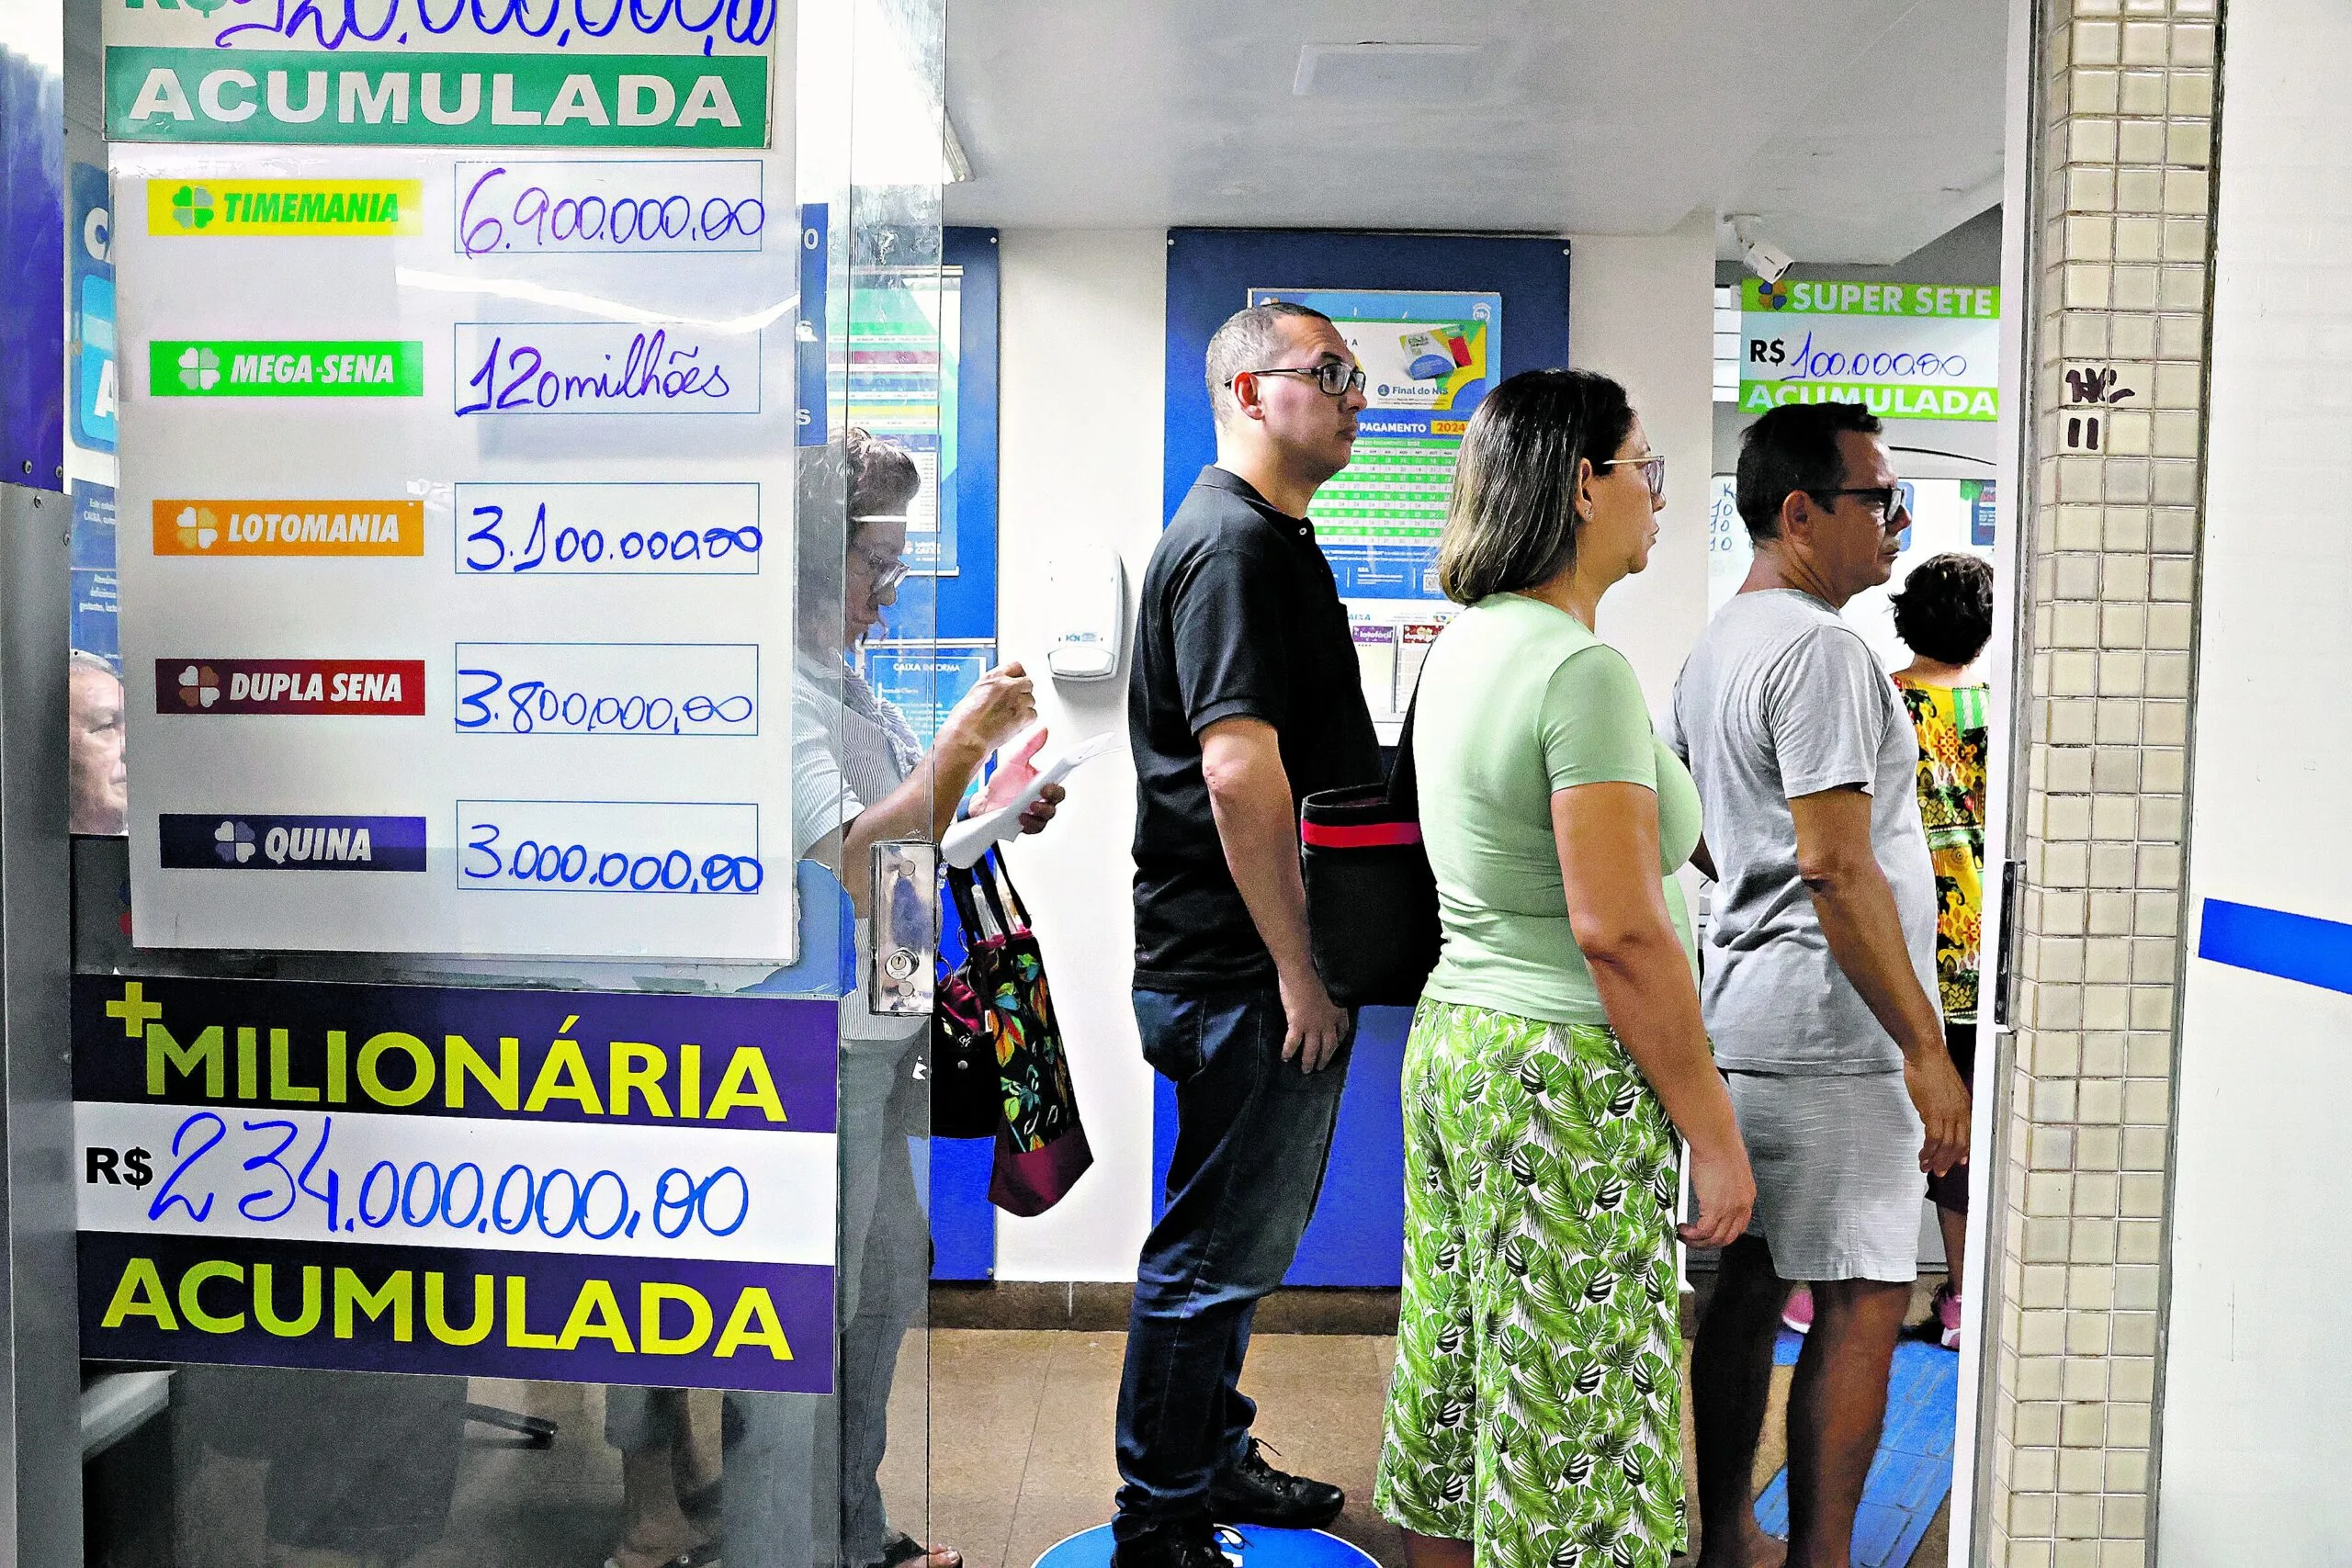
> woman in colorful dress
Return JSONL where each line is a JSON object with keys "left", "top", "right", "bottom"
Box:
{"left": 1888, "top": 551, "right": 1994, "bottom": 1350}
{"left": 1374, "top": 369, "right": 1756, "bottom": 1568}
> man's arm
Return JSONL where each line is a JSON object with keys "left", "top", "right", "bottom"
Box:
{"left": 1790, "top": 785, "right": 1970, "bottom": 1176}
{"left": 1198, "top": 716, "right": 1349, "bottom": 1071}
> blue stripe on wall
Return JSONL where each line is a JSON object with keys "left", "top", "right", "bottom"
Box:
{"left": 2197, "top": 897, "right": 2352, "bottom": 996}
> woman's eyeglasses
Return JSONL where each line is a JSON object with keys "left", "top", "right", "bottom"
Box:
{"left": 847, "top": 513, "right": 911, "bottom": 592}
{"left": 1599, "top": 454, "right": 1668, "bottom": 503}
{"left": 1229, "top": 361, "right": 1369, "bottom": 398}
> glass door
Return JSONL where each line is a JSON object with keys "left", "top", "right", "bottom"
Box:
{"left": 70, "top": 0, "right": 949, "bottom": 1562}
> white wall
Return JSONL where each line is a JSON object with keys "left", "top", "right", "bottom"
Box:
{"left": 988, "top": 225, "right": 1716, "bottom": 1280}
{"left": 989, "top": 230, "right": 1167, "bottom": 1280}
{"left": 2159, "top": 2, "right": 2352, "bottom": 1556}
{"left": 1566, "top": 223, "right": 1716, "bottom": 701}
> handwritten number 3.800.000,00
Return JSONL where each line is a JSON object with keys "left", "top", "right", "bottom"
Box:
{"left": 463, "top": 822, "right": 764, "bottom": 894}
{"left": 146, "top": 1111, "right": 749, "bottom": 1245}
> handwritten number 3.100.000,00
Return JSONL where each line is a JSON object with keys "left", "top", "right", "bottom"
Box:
{"left": 465, "top": 503, "right": 761, "bottom": 573}
{"left": 147, "top": 1111, "right": 750, "bottom": 1245}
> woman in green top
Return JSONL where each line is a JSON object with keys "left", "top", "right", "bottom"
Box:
{"left": 1374, "top": 370, "right": 1755, "bottom": 1568}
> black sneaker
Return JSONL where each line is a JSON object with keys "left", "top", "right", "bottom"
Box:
{"left": 1110, "top": 1520, "right": 1228, "bottom": 1568}
{"left": 1208, "top": 1439, "right": 1345, "bottom": 1529}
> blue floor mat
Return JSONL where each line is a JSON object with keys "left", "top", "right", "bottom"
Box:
{"left": 1752, "top": 1334, "right": 1959, "bottom": 1568}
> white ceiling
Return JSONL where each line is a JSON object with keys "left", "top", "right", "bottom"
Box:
{"left": 943, "top": 0, "right": 2009, "bottom": 265}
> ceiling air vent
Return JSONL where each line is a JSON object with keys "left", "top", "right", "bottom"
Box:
{"left": 1293, "top": 42, "right": 1484, "bottom": 98}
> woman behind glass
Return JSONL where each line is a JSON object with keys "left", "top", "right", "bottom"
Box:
{"left": 675, "top": 428, "right": 1059, "bottom": 1568}
{"left": 1374, "top": 370, "right": 1755, "bottom": 1568}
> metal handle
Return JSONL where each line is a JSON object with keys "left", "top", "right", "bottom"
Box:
{"left": 868, "top": 840, "right": 936, "bottom": 1017}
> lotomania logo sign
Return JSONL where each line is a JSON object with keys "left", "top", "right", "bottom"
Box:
{"left": 1739, "top": 278, "right": 2003, "bottom": 423}
{"left": 159, "top": 814, "right": 428, "bottom": 872}
{"left": 151, "top": 339, "right": 424, "bottom": 398}
{"left": 157, "top": 659, "right": 426, "bottom": 716}
{"left": 107, "top": 50, "right": 766, "bottom": 148}
{"left": 153, "top": 499, "right": 424, "bottom": 557}
{"left": 148, "top": 178, "right": 420, "bottom": 237}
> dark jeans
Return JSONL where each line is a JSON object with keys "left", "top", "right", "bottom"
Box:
{"left": 1113, "top": 987, "right": 1352, "bottom": 1542}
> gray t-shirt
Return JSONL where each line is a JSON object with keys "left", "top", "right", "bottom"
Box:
{"left": 1664, "top": 589, "right": 1938, "bottom": 1075}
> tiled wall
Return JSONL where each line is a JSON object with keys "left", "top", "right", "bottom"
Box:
{"left": 1979, "top": 1, "right": 2219, "bottom": 1562}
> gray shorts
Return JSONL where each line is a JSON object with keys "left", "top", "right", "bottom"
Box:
{"left": 1724, "top": 1069, "right": 1927, "bottom": 1283}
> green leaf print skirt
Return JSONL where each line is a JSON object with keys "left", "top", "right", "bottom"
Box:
{"left": 1374, "top": 998, "right": 1686, "bottom": 1568}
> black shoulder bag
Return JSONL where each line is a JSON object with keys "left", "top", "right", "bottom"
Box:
{"left": 1296, "top": 693, "right": 1442, "bottom": 1008}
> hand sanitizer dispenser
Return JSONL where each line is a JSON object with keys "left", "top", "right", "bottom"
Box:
{"left": 1044, "top": 545, "right": 1127, "bottom": 682}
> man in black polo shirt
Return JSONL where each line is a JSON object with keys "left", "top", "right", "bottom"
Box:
{"left": 1114, "top": 300, "right": 1382, "bottom": 1568}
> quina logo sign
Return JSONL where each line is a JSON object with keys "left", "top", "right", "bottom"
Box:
{"left": 157, "top": 814, "right": 429, "bottom": 873}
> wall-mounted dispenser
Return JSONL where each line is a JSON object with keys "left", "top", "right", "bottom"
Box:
{"left": 1044, "top": 545, "right": 1126, "bottom": 681}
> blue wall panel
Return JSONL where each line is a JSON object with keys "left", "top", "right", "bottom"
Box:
{"left": 1155, "top": 229, "right": 1571, "bottom": 1287}
{"left": 927, "top": 226, "right": 1003, "bottom": 1280}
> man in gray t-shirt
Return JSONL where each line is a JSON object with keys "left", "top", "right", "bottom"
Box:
{"left": 1670, "top": 403, "right": 1971, "bottom": 1568}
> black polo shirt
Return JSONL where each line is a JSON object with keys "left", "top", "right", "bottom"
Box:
{"left": 1129, "top": 466, "right": 1381, "bottom": 991}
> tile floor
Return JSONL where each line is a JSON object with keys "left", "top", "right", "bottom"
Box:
{"left": 896, "top": 1289, "right": 1953, "bottom": 1568}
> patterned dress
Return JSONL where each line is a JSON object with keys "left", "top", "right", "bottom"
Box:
{"left": 1893, "top": 679, "right": 1988, "bottom": 1021}
{"left": 1375, "top": 1000, "right": 1686, "bottom": 1568}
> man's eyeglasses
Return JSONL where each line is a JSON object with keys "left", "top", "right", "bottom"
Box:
{"left": 1807, "top": 486, "right": 1912, "bottom": 525}
{"left": 1598, "top": 454, "right": 1668, "bottom": 503}
{"left": 1229, "top": 362, "right": 1368, "bottom": 398}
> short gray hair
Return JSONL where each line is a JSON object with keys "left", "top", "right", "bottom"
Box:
{"left": 1204, "top": 300, "right": 1333, "bottom": 426}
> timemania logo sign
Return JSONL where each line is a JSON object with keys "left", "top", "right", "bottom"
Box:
{"left": 159, "top": 814, "right": 427, "bottom": 873}
{"left": 155, "top": 659, "right": 425, "bottom": 716}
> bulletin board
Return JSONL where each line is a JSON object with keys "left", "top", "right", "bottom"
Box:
{"left": 1160, "top": 229, "right": 1571, "bottom": 1287}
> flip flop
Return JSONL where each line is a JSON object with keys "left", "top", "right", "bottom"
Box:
{"left": 604, "top": 1537, "right": 720, "bottom": 1568}
{"left": 874, "top": 1531, "right": 962, "bottom": 1568}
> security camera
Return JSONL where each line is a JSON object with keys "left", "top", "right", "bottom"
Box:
{"left": 1730, "top": 216, "right": 1794, "bottom": 287}
{"left": 1744, "top": 237, "right": 1794, "bottom": 287}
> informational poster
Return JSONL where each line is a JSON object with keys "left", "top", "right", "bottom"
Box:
{"left": 75, "top": 976, "right": 837, "bottom": 1393}
{"left": 1248, "top": 287, "right": 1496, "bottom": 723}
{"left": 72, "top": 479, "right": 119, "bottom": 663}
{"left": 1706, "top": 474, "right": 1997, "bottom": 671}
{"left": 843, "top": 267, "right": 959, "bottom": 574}
{"left": 71, "top": 162, "right": 117, "bottom": 456}
{"left": 109, "top": 5, "right": 797, "bottom": 957}
{"left": 1738, "top": 279, "right": 2001, "bottom": 422}
{"left": 861, "top": 639, "right": 989, "bottom": 748}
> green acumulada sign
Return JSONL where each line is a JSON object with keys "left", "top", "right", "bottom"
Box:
{"left": 107, "top": 47, "right": 766, "bottom": 147}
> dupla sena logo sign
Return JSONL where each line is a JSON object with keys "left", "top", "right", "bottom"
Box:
{"left": 1738, "top": 279, "right": 2003, "bottom": 423}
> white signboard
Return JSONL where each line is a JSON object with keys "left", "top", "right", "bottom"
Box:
{"left": 1738, "top": 279, "right": 2002, "bottom": 423}
{"left": 114, "top": 146, "right": 800, "bottom": 960}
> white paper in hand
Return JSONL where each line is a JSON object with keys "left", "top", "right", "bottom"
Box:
{"left": 944, "top": 730, "right": 1119, "bottom": 868}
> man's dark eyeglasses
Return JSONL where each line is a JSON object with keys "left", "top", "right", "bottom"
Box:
{"left": 1807, "top": 486, "right": 1911, "bottom": 524}
{"left": 1229, "top": 362, "right": 1367, "bottom": 398}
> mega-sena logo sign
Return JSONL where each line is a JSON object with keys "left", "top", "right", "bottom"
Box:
{"left": 159, "top": 814, "right": 427, "bottom": 872}
{"left": 154, "top": 659, "right": 425, "bottom": 716}
{"left": 148, "top": 179, "right": 421, "bottom": 237}
{"left": 149, "top": 339, "right": 424, "bottom": 399}
{"left": 152, "top": 499, "right": 424, "bottom": 557}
